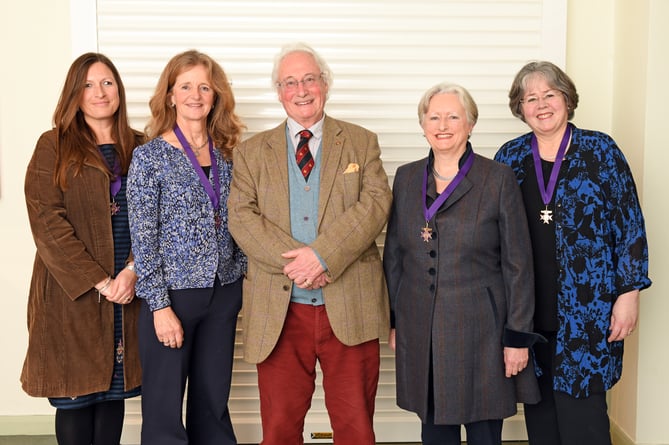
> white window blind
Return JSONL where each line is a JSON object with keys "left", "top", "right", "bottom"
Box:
{"left": 71, "top": 1, "right": 567, "bottom": 442}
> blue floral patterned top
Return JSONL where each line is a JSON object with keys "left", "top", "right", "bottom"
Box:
{"left": 127, "top": 137, "right": 246, "bottom": 311}
{"left": 495, "top": 126, "right": 651, "bottom": 397}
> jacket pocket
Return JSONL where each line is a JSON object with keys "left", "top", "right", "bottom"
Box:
{"left": 485, "top": 286, "right": 500, "bottom": 329}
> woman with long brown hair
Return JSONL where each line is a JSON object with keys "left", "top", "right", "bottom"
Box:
{"left": 22, "top": 52, "right": 144, "bottom": 444}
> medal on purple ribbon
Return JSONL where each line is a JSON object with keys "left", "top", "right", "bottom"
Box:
{"left": 173, "top": 125, "right": 221, "bottom": 230}
{"left": 531, "top": 124, "right": 572, "bottom": 224}
{"left": 421, "top": 149, "right": 475, "bottom": 242}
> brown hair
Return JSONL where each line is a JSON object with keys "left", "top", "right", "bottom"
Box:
{"left": 508, "top": 61, "right": 579, "bottom": 122}
{"left": 145, "top": 50, "right": 245, "bottom": 160}
{"left": 53, "top": 52, "right": 142, "bottom": 189}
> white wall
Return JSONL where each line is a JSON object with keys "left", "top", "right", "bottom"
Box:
{"left": 1, "top": 0, "right": 667, "bottom": 443}
{"left": 0, "top": 0, "right": 72, "bottom": 423}
{"left": 567, "top": 1, "right": 669, "bottom": 444}
{"left": 624, "top": 1, "right": 669, "bottom": 443}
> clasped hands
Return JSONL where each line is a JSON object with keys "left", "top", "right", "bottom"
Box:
{"left": 282, "top": 246, "right": 331, "bottom": 289}
{"left": 95, "top": 267, "right": 137, "bottom": 304}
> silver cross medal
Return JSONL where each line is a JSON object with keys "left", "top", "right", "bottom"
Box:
{"left": 540, "top": 206, "right": 553, "bottom": 224}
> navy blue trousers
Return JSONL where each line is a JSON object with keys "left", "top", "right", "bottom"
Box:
{"left": 138, "top": 278, "right": 242, "bottom": 445}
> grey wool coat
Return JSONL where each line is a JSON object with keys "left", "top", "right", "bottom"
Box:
{"left": 383, "top": 148, "right": 541, "bottom": 425}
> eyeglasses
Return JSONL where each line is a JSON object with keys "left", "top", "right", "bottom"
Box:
{"left": 520, "top": 90, "right": 564, "bottom": 106}
{"left": 276, "top": 73, "right": 324, "bottom": 91}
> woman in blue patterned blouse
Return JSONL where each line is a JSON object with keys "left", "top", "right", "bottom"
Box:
{"left": 495, "top": 61, "right": 651, "bottom": 445}
{"left": 127, "top": 50, "right": 247, "bottom": 445}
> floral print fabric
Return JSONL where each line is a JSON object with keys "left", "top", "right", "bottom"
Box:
{"left": 128, "top": 137, "right": 246, "bottom": 311}
{"left": 495, "top": 126, "right": 651, "bottom": 397}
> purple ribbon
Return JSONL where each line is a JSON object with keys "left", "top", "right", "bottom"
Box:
{"left": 98, "top": 147, "right": 121, "bottom": 198}
{"left": 173, "top": 124, "right": 220, "bottom": 213}
{"left": 422, "top": 149, "right": 475, "bottom": 222}
{"left": 530, "top": 123, "right": 572, "bottom": 206}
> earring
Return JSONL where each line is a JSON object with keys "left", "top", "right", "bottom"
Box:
{"left": 170, "top": 103, "right": 175, "bottom": 108}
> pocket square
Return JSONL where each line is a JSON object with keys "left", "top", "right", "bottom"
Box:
{"left": 343, "top": 163, "right": 360, "bottom": 174}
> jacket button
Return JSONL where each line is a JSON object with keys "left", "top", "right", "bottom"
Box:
{"left": 428, "top": 268, "right": 436, "bottom": 276}
{"left": 429, "top": 284, "right": 436, "bottom": 292}
{"left": 283, "top": 285, "right": 290, "bottom": 291}
{"left": 429, "top": 250, "right": 437, "bottom": 258}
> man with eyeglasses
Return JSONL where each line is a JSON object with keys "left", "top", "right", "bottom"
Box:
{"left": 229, "top": 42, "right": 392, "bottom": 444}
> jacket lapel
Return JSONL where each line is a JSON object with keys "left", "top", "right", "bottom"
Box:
{"left": 425, "top": 156, "right": 477, "bottom": 214}
{"left": 317, "top": 116, "right": 343, "bottom": 227}
{"left": 265, "top": 122, "right": 292, "bottom": 224}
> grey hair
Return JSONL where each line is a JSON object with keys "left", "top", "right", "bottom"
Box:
{"left": 271, "top": 42, "right": 333, "bottom": 92}
{"left": 508, "top": 61, "right": 579, "bottom": 122}
{"left": 417, "top": 82, "right": 479, "bottom": 126}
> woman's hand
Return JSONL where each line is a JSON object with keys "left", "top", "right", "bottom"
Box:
{"left": 504, "top": 347, "right": 528, "bottom": 378}
{"left": 105, "top": 266, "right": 137, "bottom": 304}
{"left": 388, "top": 328, "right": 396, "bottom": 351}
{"left": 153, "top": 306, "right": 184, "bottom": 348}
{"left": 608, "top": 290, "right": 640, "bottom": 342}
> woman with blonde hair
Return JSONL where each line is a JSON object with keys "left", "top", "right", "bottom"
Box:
{"left": 128, "top": 49, "right": 246, "bottom": 445}
{"left": 385, "top": 82, "right": 542, "bottom": 445}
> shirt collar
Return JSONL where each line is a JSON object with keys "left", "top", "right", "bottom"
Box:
{"left": 287, "top": 116, "right": 325, "bottom": 141}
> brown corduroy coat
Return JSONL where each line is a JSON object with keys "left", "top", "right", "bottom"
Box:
{"left": 21, "top": 129, "right": 141, "bottom": 398}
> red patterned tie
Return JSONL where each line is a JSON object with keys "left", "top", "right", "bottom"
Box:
{"left": 296, "top": 130, "right": 314, "bottom": 180}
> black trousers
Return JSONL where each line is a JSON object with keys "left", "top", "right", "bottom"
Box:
{"left": 138, "top": 278, "right": 242, "bottom": 445}
{"left": 524, "top": 332, "right": 612, "bottom": 445}
{"left": 421, "top": 419, "right": 503, "bottom": 445}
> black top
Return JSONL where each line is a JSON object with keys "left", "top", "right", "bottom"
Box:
{"left": 520, "top": 155, "right": 565, "bottom": 331}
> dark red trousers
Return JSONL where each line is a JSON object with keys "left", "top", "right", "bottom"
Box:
{"left": 257, "top": 302, "right": 380, "bottom": 445}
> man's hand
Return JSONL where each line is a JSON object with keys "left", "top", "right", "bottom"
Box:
{"left": 282, "top": 247, "right": 326, "bottom": 288}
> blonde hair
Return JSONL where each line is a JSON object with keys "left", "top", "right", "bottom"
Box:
{"left": 146, "top": 49, "right": 245, "bottom": 159}
{"left": 417, "top": 82, "right": 479, "bottom": 126}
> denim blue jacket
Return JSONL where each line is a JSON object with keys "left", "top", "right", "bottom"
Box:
{"left": 127, "top": 137, "right": 246, "bottom": 311}
{"left": 495, "top": 126, "right": 651, "bottom": 397}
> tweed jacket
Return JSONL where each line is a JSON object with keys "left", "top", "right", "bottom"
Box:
{"left": 495, "top": 127, "right": 652, "bottom": 397}
{"left": 21, "top": 129, "right": 142, "bottom": 397}
{"left": 228, "top": 115, "right": 392, "bottom": 364}
{"left": 383, "top": 149, "right": 540, "bottom": 424}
